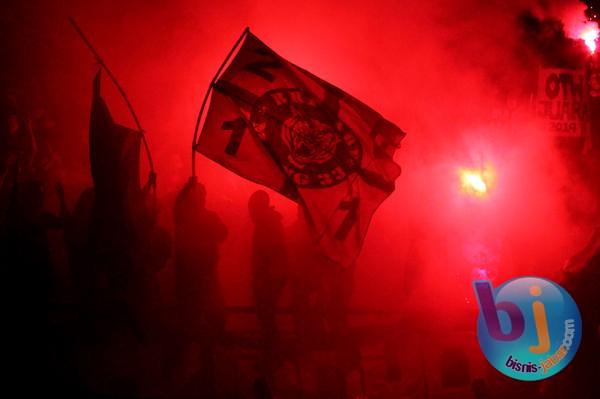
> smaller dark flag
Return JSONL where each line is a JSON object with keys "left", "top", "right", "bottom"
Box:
{"left": 89, "top": 71, "right": 142, "bottom": 203}
{"left": 196, "top": 31, "right": 405, "bottom": 265}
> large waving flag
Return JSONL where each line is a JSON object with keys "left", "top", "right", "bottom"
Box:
{"left": 195, "top": 31, "right": 405, "bottom": 265}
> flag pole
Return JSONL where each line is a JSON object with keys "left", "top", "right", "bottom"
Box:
{"left": 191, "top": 27, "right": 250, "bottom": 178}
{"left": 68, "top": 17, "right": 155, "bottom": 176}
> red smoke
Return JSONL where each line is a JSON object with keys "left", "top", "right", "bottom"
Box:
{"left": 3, "top": 0, "right": 598, "bottom": 320}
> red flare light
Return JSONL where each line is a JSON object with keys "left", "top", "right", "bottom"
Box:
{"left": 459, "top": 166, "right": 495, "bottom": 198}
{"left": 581, "top": 25, "right": 599, "bottom": 54}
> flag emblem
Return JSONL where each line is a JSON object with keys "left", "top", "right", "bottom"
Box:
{"left": 249, "top": 88, "right": 362, "bottom": 188}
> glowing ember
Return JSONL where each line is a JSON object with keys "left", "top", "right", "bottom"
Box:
{"left": 459, "top": 166, "right": 494, "bottom": 198}
{"left": 581, "top": 25, "right": 599, "bottom": 54}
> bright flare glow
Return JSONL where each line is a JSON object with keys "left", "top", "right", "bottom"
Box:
{"left": 463, "top": 172, "right": 487, "bottom": 194}
{"left": 459, "top": 166, "right": 495, "bottom": 198}
{"left": 581, "top": 25, "right": 599, "bottom": 54}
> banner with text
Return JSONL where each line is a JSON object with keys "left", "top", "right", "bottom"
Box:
{"left": 536, "top": 68, "right": 589, "bottom": 138}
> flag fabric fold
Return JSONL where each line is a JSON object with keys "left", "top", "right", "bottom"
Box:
{"left": 195, "top": 32, "right": 405, "bottom": 265}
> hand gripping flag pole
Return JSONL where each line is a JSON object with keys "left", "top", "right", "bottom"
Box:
{"left": 68, "top": 17, "right": 155, "bottom": 181}
{"left": 191, "top": 27, "right": 250, "bottom": 178}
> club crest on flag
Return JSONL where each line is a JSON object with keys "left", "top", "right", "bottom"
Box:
{"left": 250, "top": 88, "right": 362, "bottom": 188}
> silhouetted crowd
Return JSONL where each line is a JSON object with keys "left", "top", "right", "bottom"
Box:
{"left": 0, "top": 92, "right": 362, "bottom": 398}
{"left": 1, "top": 89, "right": 599, "bottom": 399}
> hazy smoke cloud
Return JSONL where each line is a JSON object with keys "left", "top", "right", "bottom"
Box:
{"left": 2, "top": 0, "right": 598, "bottom": 314}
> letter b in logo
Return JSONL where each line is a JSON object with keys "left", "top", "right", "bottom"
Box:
{"left": 474, "top": 281, "right": 525, "bottom": 341}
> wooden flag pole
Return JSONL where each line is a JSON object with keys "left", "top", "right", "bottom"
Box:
{"left": 68, "top": 16, "right": 155, "bottom": 175}
{"left": 191, "top": 27, "right": 250, "bottom": 178}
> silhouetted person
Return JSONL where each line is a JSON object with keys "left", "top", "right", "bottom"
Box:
{"left": 288, "top": 206, "right": 324, "bottom": 344}
{"left": 252, "top": 377, "right": 273, "bottom": 399}
{"left": 315, "top": 365, "right": 348, "bottom": 399}
{"left": 175, "top": 176, "right": 228, "bottom": 340}
{"left": 85, "top": 71, "right": 150, "bottom": 342}
{"left": 287, "top": 204, "right": 360, "bottom": 395}
{"left": 63, "top": 187, "right": 95, "bottom": 308}
{"left": 248, "top": 190, "right": 287, "bottom": 353}
{"left": 6, "top": 178, "right": 64, "bottom": 309}
{"left": 173, "top": 177, "right": 227, "bottom": 397}
{"left": 30, "top": 110, "right": 60, "bottom": 182}
{"left": 0, "top": 95, "right": 36, "bottom": 184}
{"left": 127, "top": 172, "right": 171, "bottom": 335}
{"left": 124, "top": 173, "right": 172, "bottom": 396}
{"left": 5, "top": 177, "right": 65, "bottom": 394}
{"left": 555, "top": 227, "right": 600, "bottom": 399}
{"left": 288, "top": 205, "right": 354, "bottom": 341}
{"left": 131, "top": 202, "right": 171, "bottom": 335}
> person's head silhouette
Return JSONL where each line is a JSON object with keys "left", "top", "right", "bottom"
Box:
{"left": 248, "top": 189, "right": 270, "bottom": 222}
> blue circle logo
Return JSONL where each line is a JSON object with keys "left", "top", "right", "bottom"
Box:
{"left": 473, "top": 277, "right": 582, "bottom": 381}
